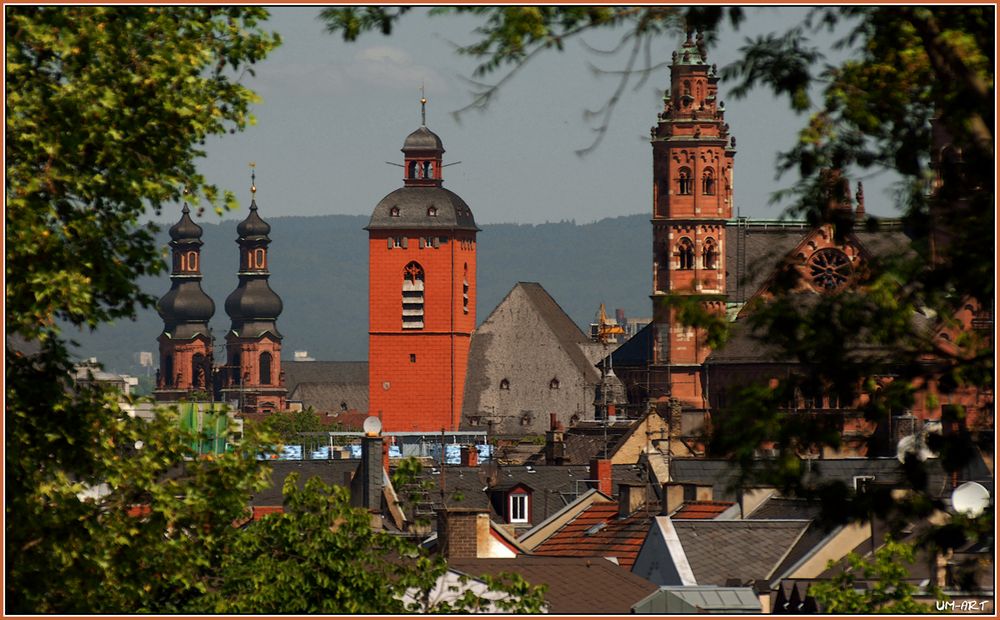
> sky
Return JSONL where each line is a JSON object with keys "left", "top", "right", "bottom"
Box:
{"left": 177, "top": 7, "right": 903, "bottom": 228}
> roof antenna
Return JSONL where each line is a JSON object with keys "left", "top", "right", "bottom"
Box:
{"left": 420, "top": 83, "right": 427, "bottom": 127}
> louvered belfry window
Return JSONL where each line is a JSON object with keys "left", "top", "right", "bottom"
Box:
{"left": 402, "top": 261, "right": 425, "bottom": 329}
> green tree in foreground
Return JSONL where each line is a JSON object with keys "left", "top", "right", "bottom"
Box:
{"left": 207, "top": 474, "right": 547, "bottom": 613}
{"left": 6, "top": 7, "right": 281, "bottom": 612}
{"left": 810, "top": 538, "right": 934, "bottom": 613}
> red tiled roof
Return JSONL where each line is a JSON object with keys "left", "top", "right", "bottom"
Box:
{"left": 672, "top": 500, "right": 735, "bottom": 519}
{"left": 531, "top": 501, "right": 654, "bottom": 569}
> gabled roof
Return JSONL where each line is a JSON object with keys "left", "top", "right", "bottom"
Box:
{"left": 671, "top": 519, "right": 813, "bottom": 586}
{"left": 512, "top": 282, "right": 602, "bottom": 383}
{"left": 449, "top": 556, "right": 658, "bottom": 614}
{"left": 281, "top": 361, "right": 369, "bottom": 413}
{"left": 531, "top": 500, "right": 657, "bottom": 569}
{"left": 281, "top": 361, "right": 368, "bottom": 390}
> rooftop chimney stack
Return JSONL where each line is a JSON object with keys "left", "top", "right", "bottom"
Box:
{"left": 590, "top": 458, "right": 613, "bottom": 496}
{"left": 618, "top": 482, "right": 646, "bottom": 518}
{"left": 352, "top": 435, "right": 384, "bottom": 512}
{"left": 436, "top": 508, "right": 488, "bottom": 559}
{"left": 460, "top": 445, "right": 479, "bottom": 467}
{"left": 661, "top": 482, "right": 686, "bottom": 516}
{"left": 546, "top": 413, "right": 566, "bottom": 465}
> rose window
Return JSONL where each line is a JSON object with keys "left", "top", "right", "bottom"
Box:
{"left": 807, "top": 248, "right": 853, "bottom": 291}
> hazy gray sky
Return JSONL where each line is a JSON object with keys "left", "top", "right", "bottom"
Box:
{"left": 184, "top": 7, "right": 901, "bottom": 227}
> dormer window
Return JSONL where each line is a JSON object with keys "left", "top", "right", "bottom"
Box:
{"left": 549, "top": 378, "right": 560, "bottom": 390}
{"left": 390, "top": 206, "right": 400, "bottom": 217}
{"left": 500, "top": 378, "right": 510, "bottom": 390}
{"left": 509, "top": 492, "right": 529, "bottom": 523}
{"left": 427, "top": 206, "right": 437, "bottom": 217}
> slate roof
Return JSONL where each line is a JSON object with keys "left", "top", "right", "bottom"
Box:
{"left": 532, "top": 500, "right": 658, "bottom": 569}
{"left": 250, "top": 460, "right": 361, "bottom": 506}
{"left": 633, "top": 586, "right": 762, "bottom": 613}
{"left": 669, "top": 457, "right": 962, "bottom": 501}
{"left": 414, "top": 463, "right": 652, "bottom": 527}
{"left": 517, "top": 282, "right": 602, "bottom": 384}
{"left": 281, "top": 361, "right": 369, "bottom": 413}
{"left": 449, "top": 556, "right": 658, "bottom": 614}
{"left": 673, "top": 519, "right": 813, "bottom": 586}
{"left": 366, "top": 186, "right": 479, "bottom": 232}
{"left": 746, "top": 497, "right": 823, "bottom": 521}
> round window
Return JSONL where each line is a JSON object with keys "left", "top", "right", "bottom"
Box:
{"left": 808, "top": 248, "right": 853, "bottom": 291}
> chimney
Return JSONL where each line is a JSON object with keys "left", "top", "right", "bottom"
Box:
{"left": 460, "top": 445, "right": 478, "bottom": 467}
{"left": 615, "top": 308, "right": 626, "bottom": 326}
{"left": 436, "top": 508, "right": 486, "bottom": 559}
{"left": 590, "top": 458, "right": 612, "bottom": 496}
{"left": 618, "top": 482, "right": 646, "bottom": 519}
{"left": 545, "top": 413, "right": 566, "bottom": 465}
{"left": 352, "top": 435, "right": 384, "bottom": 512}
{"left": 661, "top": 482, "right": 686, "bottom": 516}
{"left": 383, "top": 438, "right": 390, "bottom": 473}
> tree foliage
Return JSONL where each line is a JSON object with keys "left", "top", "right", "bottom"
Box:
{"left": 5, "top": 7, "right": 281, "bottom": 613}
{"left": 206, "top": 474, "right": 547, "bottom": 613}
{"left": 809, "top": 538, "right": 935, "bottom": 613}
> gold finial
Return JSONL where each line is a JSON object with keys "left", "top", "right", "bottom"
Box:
{"left": 249, "top": 162, "right": 256, "bottom": 196}
{"left": 420, "top": 83, "right": 427, "bottom": 126}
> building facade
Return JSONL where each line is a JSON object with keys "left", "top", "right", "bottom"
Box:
{"left": 367, "top": 117, "right": 479, "bottom": 432}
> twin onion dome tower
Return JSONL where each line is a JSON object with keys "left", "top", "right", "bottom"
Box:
{"left": 154, "top": 174, "right": 286, "bottom": 414}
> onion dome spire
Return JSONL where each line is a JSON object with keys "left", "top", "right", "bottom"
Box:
{"left": 224, "top": 166, "right": 283, "bottom": 339}
{"left": 157, "top": 199, "right": 215, "bottom": 339}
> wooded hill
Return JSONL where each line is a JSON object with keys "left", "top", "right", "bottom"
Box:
{"left": 68, "top": 213, "right": 651, "bottom": 374}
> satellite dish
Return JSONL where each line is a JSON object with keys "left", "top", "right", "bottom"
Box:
{"left": 896, "top": 434, "right": 932, "bottom": 463}
{"left": 362, "top": 415, "right": 382, "bottom": 437}
{"left": 951, "top": 482, "right": 990, "bottom": 517}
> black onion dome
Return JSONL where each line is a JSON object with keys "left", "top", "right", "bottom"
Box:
{"left": 402, "top": 126, "right": 444, "bottom": 152}
{"left": 225, "top": 279, "right": 283, "bottom": 323}
{"left": 236, "top": 200, "right": 271, "bottom": 238}
{"left": 169, "top": 203, "right": 203, "bottom": 241}
{"left": 366, "top": 187, "right": 479, "bottom": 232}
{"left": 157, "top": 282, "right": 215, "bottom": 326}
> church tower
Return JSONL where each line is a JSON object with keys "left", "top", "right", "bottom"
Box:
{"left": 154, "top": 202, "right": 215, "bottom": 401}
{"left": 367, "top": 100, "right": 479, "bottom": 431}
{"left": 650, "top": 31, "right": 736, "bottom": 408}
{"left": 221, "top": 173, "right": 286, "bottom": 414}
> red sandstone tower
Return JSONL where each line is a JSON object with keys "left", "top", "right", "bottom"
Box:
{"left": 367, "top": 104, "right": 479, "bottom": 431}
{"left": 650, "top": 31, "right": 736, "bottom": 409}
{"left": 221, "top": 176, "right": 287, "bottom": 414}
{"left": 154, "top": 203, "right": 216, "bottom": 401}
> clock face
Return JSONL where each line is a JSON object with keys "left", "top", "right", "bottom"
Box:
{"left": 808, "top": 248, "right": 853, "bottom": 292}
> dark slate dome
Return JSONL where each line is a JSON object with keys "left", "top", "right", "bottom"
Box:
{"left": 225, "top": 279, "right": 283, "bottom": 323}
{"left": 236, "top": 200, "right": 271, "bottom": 238}
{"left": 402, "top": 126, "right": 444, "bottom": 152}
{"left": 169, "top": 203, "right": 203, "bottom": 241}
{"left": 157, "top": 282, "right": 215, "bottom": 326}
{"left": 366, "top": 187, "right": 479, "bottom": 232}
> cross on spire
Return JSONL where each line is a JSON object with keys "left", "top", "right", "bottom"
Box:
{"left": 249, "top": 161, "right": 257, "bottom": 196}
{"left": 420, "top": 83, "right": 427, "bottom": 126}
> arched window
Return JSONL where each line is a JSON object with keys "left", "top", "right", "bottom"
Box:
{"left": 422, "top": 161, "right": 433, "bottom": 178}
{"left": 677, "top": 237, "right": 695, "bottom": 270}
{"left": 427, "top": 206, "right": 438, "bottom": 217}
{"left": 259, "top": 352, "right": 272, "bottom": 385}
{"left": 192, "top": 353, "right": 205, "bottom": 388}
{"left": 500, "top": 378, "right": 510, "bottom": 391}
{"left": 462, "top": 263, "right": 470, "bottom": 314}
{"left": 549, "top": 378, "right": 560, "bottom": 390}
{"left": 402, "top": 261, "right": 425, "bottom": 329}
{"left": 390, "top": 206, "right": 400, "bottom": 217}
{"left": 678, "top": 167, "right": 692, "bottom": 195}
{"left": 702, "top": 168, "right": 715, "bottom": 195}
{"left": 702, "top": 237, "right": 718, "bottom": 270}
{"left": 231, "top": 353, "right": 241, "bottom": 385}
{"left": 408, "top": 161, "right": 418, "bottom": 179}
{"left": 163, "top": 354, "right": 174, "bottom": 387}
{"left": 253, "top": 248, "right": 266, "bottom": 269}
